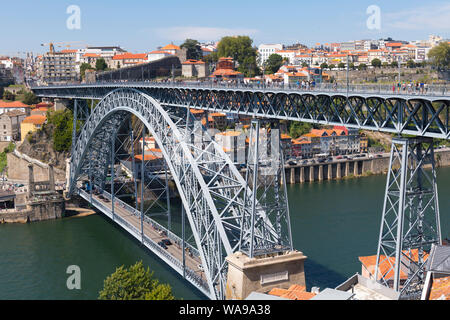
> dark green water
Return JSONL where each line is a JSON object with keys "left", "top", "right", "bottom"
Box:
{"left": 1, "top": 168, "right": 449, "bottom": 300}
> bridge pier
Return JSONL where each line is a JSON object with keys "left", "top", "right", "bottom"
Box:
{"left": 353, "top": 161, "right": 359, "bottom": 176}
{"left": 300, "top": 167, "right": 305, "bottom": 183}
{"left": 336, "top": 162, "right": 341, "bottom": 179}
{"left": 309, "top": 165, "right": 314, "bottom": 182}
{"left": 318, "top": 165, "right": 323, "bottom": 181}
{"left": 375, "top": 137, "right": 442, "bottom": 299}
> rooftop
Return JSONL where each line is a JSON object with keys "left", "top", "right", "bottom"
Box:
{"left": 22, "top": 114, "right": 46, "bottom": 125}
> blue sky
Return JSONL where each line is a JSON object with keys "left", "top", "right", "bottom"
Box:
{"left": 1, "top": 0, "right": 449, "bottom": 56}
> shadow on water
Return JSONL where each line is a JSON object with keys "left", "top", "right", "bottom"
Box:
{"left": 304, "top": 259, "right": 347, "bottom": 291}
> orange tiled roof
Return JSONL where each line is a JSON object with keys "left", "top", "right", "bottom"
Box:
{"left": 0, "top": 100, "right": 30, "bottom": 108}
{"left": 22, "top": 114, "right": 46, "bottom": 125}
{"left": 148, "top": 50, "right": 172, "bottom": 55}
{"left": 268, "top": 288, "right": 289, "bottom": 297}
{"left": 189, "top": 109, "right": 204, "bottom": 114}
{"left": 281, "top": 134, "right": 291, "bottom": 140}
{"left": 281, "top": 291, "right": 316, "bottom": 300}
{"left": 83, "top": 53, "right": 100, "bottom": 58}
{"left": 217, "top": 131, "right": 241, "bottom": 137}
{"left": 135, "top": 154, "right": 159, "bottom": 161}
{"left": 161, "top": 44, "right": 180, "bottom": 51}
{"left": 113, "top": 53, "right": 147, "bottom": 60}
{"left": 182, "top": 59, "right": 205, "bottom": 65}
{"left": 429, "top": 276, "right": 450, "bottom": 300}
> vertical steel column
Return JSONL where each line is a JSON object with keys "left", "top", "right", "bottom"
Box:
{"left": 140, "top": 126, "right": 146, "bottom": 242}
{"left": 89, "top": 150, "right": 93, "bottom": 206}
{"left": 165, "top": 161, "right": 171, "bottom": 230}
{"left": 130, "top": 118, "right": 139, "bottom": 210}
{"left": 111, "top": 134, "right": 115, "bottom": 221}
{"left": 71, "top": 99, "right": 78, "bottom": 154}
{"left": 393, "top": 140, "right": 408, "bottom": 292}
{"left": 182, "top": 204, "right": 186, "bottom": 279}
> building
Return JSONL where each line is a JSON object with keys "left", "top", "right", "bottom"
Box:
{"left": 111, "top": 53, "right": 148, "bottom": 69}
{"left": 160, "top": 44, "right": 181, "bottom": 55}
{"left": 181, "top": 59, "right": 209, "bottom": 78}
{"left": 39, "top": 51, "right": 78, "bottom": 84}
{"left": 258, "top": 44, "right": 283, "bottom": 65}
{"left": 210, "top": 57, "right": 243, "bottom": 80}
{"left": 147, "top": 50, "right": 173, "bottom": 62}
{"left": 20, "top": 114, "right": 46, "bottom": 142}
{"left": 215, "top": 131, "right": 246, "bottom": 164}
{"left": 0, "top": 100, "right": 31, "bottom": 115}
{"left": 0, "top": 110, "right": 26, "bottom": 141}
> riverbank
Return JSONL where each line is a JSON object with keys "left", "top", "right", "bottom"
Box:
{"left": 285, "top": 148, "right": 450, "bottom": 184}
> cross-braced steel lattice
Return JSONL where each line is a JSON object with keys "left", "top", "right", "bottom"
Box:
{"left": 239, "top": 119, "right": 293, "bottom": 258}
{"left": 67, "top": 88, "right": 283, "bottom": 300}
{"left": 375, "top": 137, "right": 442, "bottom": 299}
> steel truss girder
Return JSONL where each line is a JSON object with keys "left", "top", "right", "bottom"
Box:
{"left": 68, "top": 88, "right": 274, "bottom": 300}
{"left": 33, "top": 84, "right": 450, "bottom": 140}
{"left": 375, "top": 137, "right": 442, "bottom": 299}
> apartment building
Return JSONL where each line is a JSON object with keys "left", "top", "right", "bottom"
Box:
{"left": 39, "top": 51, "right": 78, "bottom": 84}
{"left": 258, "top": 44, "right": 283, "bottom": 65}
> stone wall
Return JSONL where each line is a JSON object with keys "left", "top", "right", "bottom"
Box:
{"left": 0, "top": 199, "right": 64, "bottom": 223}
{"left": 7, "top": 151, "right": 65, "bottom": 182}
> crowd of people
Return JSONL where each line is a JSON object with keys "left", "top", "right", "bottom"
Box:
{"left": 393, "top": 81, "right": 429, "bottom": 94}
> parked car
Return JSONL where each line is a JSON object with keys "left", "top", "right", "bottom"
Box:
{"left": 198, "top": 264, "right": 204, "bottom": 272}
{"left": 161, "top": 239, "right": 172, "bottom": 246}
{"left": 158, "top": 241, "right": 168, "bottom": 249}
{"left": 336, "top": 156, "right": 343, "bottom": 160}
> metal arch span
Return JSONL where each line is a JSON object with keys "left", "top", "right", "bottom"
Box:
{"left": 69, "top": 88, "right": 280, "bottom": 299}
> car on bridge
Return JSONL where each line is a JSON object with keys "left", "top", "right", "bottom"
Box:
{"left": 158, "top": 241, "right": 168, "bottom": 250}
{"left": 161, "top": 239, "right": 172, "bottom": 246}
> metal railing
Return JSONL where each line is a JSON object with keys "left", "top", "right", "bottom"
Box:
{"left": 31, "top": 79, "right": 450, "bottom": 97}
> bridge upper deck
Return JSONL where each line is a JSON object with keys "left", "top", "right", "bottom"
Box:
{"left": 32, "top": 81, "right": 450, "bottom": 140}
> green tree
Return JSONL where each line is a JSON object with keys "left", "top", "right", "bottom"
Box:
{"left": 338, "top": 62, "right": 345, "bottom": 69}
{"left": 358, "top": 63, "right": 367, "bottom": 71}
{"left": 22, "top": 91, "right": 39, "bottom": 105}
{"left": 349, "top": 62, "right": 355, "bottom": 70}
{"left": 329, "top": 64, "right": 336, "bottom": 69}
{"left": 2, "top": 90, "right": 15, "bottom": 101}
{"left": 406, "top": 59, "right": 416, "bottom": 68}
{"left": 428, "top": 42, "right": 450, "bottom": 70}
{"left": 215, "top": 36, "right": 260, "bottom": 77}
{"left": 382, "top": 62, "right": 389, "bottom": 68}
{"left": 265, "top": 54, "right": 283, "bottom": 74}
{"left": 95, "top": 58, "right": 108, "bottom": 71}
{"left": 390, "top": 61, "right": 398, "bottom": 68}
{"left": 320, "top": 63, "right": 328, "bottom": 70}
{"left": 80, "top": 63, "right": 94, "bottom": 79}
{"left": 289, "top": 122, "right": 312, "bottom": 139}
{"left": 46, "top": 109, "right": 76, "bottom": 152}
{"left": 371, "top": 58, "right": 382, "bottom": 68}
{"left": 98, "top": 261, "right": 175, "bottom": 300}
{"left": 181, "top": 39, "right": 203, "bottom": 60}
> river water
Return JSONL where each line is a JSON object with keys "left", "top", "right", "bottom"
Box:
{"left": 1, "top": 168, "right": 449, "bottom": 300}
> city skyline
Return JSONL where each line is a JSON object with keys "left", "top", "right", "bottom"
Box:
{"left": 1, "top": 0, "right": 449, "bottom": 56}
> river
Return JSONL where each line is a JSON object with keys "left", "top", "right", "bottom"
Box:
{"left": 1, "top": 168, "right": 449, "bottom": 300}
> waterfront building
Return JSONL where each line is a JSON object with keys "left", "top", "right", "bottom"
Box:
{"left": 160, "top": 44, "right": 181, "bottom": 55}
{"left": 20, "top": 114, "right": 46, "bottom": 142}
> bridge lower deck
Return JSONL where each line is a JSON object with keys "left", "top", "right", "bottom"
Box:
{"left": 76, "top": 188, "right": 212, "bottom": 298}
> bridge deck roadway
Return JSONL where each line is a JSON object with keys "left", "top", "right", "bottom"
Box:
{"left": 77, "top": 188, "right": 211, "bottom": 298}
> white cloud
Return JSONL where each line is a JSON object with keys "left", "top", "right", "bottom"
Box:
{"left": 154, "top": 26, "right": 259, "bottom": 41}
{"left": 384, "top": 3, "right": 450, "bottom": 31}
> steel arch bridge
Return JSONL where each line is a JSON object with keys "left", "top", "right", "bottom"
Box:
{"left": 32, "top": 82, "right": 449, "bottom": 300}
{"left": 69, "top": 88, "right": 290, "bottom": 300}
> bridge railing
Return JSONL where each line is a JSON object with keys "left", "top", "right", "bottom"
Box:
{"left": 32, "top": 79, "right": 450, "bottom": 97}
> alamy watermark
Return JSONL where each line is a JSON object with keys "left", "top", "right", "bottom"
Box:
{"left": 66, "top": 265, "right": 81, "bottom": 290}
{"left": 66, "top": 5, "right": 81, "bottom": 30}
{"left": 366, "top": 5, "right": 381, "bottom": 30}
